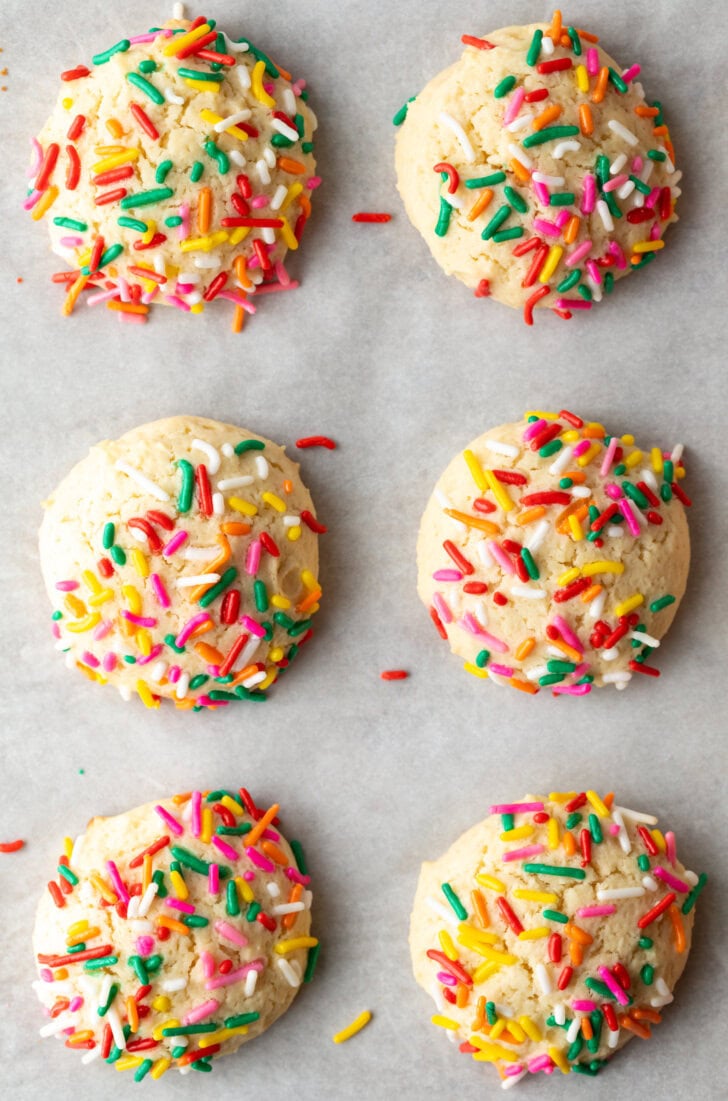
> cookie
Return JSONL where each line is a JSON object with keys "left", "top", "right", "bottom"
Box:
{"left": 395, "top": 12, "right": 680, "bottom": 322}
{"left": 40, "top": 416, "right": 324, "bottom": 710}
{"left": 410, "top": 790, "right": 706, "bottom": 1084}
{"left": 25, "top": 13, "right": 319, "bottom": 327}
{"left": 33, "top": 788, "right": 317, "bottom": 1078}
{"left": 417, "top": 410, "right": 690, "bottom": 694}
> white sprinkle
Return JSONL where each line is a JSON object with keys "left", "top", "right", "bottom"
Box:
{"left": 98, "top": 974, "right": 112, "bottom": 1011}
{"left": 107, "top": 1005, "right": 126, "bottom": 1051}
{"left": 485, "top": 439, "right": 519, "bottom": 459}
{"left": 571, "top": 485, "right": 591, "bottom": 499}
{"left": 40, "top": 1014, "right": 74, "bottom": 1037}
{"left": 608, "top": 119, "right": 639, "bottom": 146}
{"left": 509, "top": 142, "right": 532, "bottom": 169}
{"left": 256, "top": 158, "right": 271, "bottom": 185}
{"left": 597, "top": 886, "right": 645, "bottom": 900}
{"left": 243, "top": 670, "right": 267, "bottom": 689}
{"left": 525, "top": 664, "right": 548, "bottom": 682}
{"left": 611, "top": 808, "right": 632, "bottom": 853}
{"left": 184, "top": 545, "right": 220, "bottom": 559}
{"left": 606, "top": 524, "right": 624, "bottom": 538}
{"left": 609, "top": 153, "right": 628, "bottom": 175}
{"left": 214, "top": 109, "right": 252, "bottom": 133}
{"left": 272, "top": 118, "right": 299, "bottom": 142}
{"left": 476, "top": 540, "right": 494, "bottom": 566}
{"left": 127, "top": 895, "right": 140, "bottom": 919}
{"left": 596, "top": 199, "right": 614, "bottom": 231}
{"left": 154, "top": 254, "right": 166, "bottom": 277}
{"left": 684, "top": 870, "right": 699, "bottom": 886}
{"left": 272, "top": 901, "right": 306, "bottom": 915}
{"left": 172, "top": 1, "right": 185, "bottom": 17}
{"left": 438, "top": 111, "right": 475, "bottom": 162}
{"left": 510, "top": 584, "right": 546, "bottom": 599}
{"left": 602, "top": 671, "right": 633, "bottom": 685}
{"left": 535, "top": 963, "right": 552, "bottom": 995}
{"left": 671, "top": 443, "right": 684, "bottom": 463}
{"left": 587, "top": 277, "right": 603, "bottom": 302}
{"left": 282, "top": 88, "right": 297, "bottom": 116}
{"left": 614, "top": 805, "right": 658, "bottom": 825}
{"left": 175, "top": 673, "right": 189, "bottom": 700}
{"left": 640, "top": 467, "right": 659, "bottom": 492}
{"left": 270, "top": 184, "right": 288, "bottom": 211}
{"left": 524, "top": 519, "right": 549, "bottom": 553}
{"left": 235, "top": 63, "right": 252, "bottom": 92}
{"left": 175, "top": 573, "right": 220, "bottom": 588}
{"left": 283, "top": 515, "right": 301, "bottom": 527}
{"left": 238, "top": 635, "right": 262, "bottom": 669}
{"left": 191, "top": 438, "right": 221, "bottom": 474}
{"left": 651, "top": 993, "right": 673, "bottom": 1008}
{"left": 218, "top": 475, "right": 254, "bottom": 490}
{"left": 244, "top": 969, "right": 258, "bottom": 997}
{"left": 601, "top": 646, "right": 619, "bottom": 662}
{"left": 255, "top": 455, "right": 269, "bottom": 479}
{"left": 425, "top": 896, "right": 458, "bottom": 926}
{"left": 81, "top": 1047, "right": 102, "bottom": 1065}
{"left": 617, "top": 179, "right": 636, "bottom": 201}
{"left": 277, "top": 958, "right": 301, "bottom": 988}
{"left": 502, "top": 1070, "right": 528, "bottom": 1090}
{"left": 639, "top": 160, "right": 654, "bottom": 184}
{"left": 656, "top": 978, "right": 670, "bottom": 997}
{"left": 115, "top": 460, "right": 170, "bottom": 501}
{"left": 554, "top": 1003, "right": 566, "bottom": 1026}
{"left": 505, "top": 112, "right": 534, "bottom": 132}
{"left": 541, "top": 35, "right": 555, "bottom": 55}
{"left": 608, "top": 1026, "right": 620, "bottom": 1048}
{"left": 630, "top": 630, "right": 660, "bottom": 647}
{"left": 164, "top": 88, "right": 185, "bottom": 106}
{"left": 263, "top": 146, "right": 276, "bottom": 169}
{"left": 137, "top": 882, "right": 159, "bottom": 918}
{"left": 212, "top": 492, "right": 224, "bottom": 516}
{"left": 262, "top": 227, "right": 276, "bottom": 245}
{"left": 533, "top": 172, "right": 565, "bottom": 187}
{"left": 229, "top": 149, "right": 246, "bottom": 167}
{"left": 430, "top": 981, "right": 447, "bottom": 1015}
{"left": 221, "top": 443, "right": 234, "bottom": 458}
{"left": 130, "top": 920, "right": 152, "bottom": 935}
{"left": 162, "top": 977, "right": 188, "bottom": 993}
{"left": 443, "top": 188, "right": 465, "bottom": 211}
{"left": 566, "top": 1018, "right": 581, "bottom": 1043}
{"left": 194, "top": 253, "right": 222, "bottom": 269}
{"left": 129, "top": 527, "right": 148, "bottom": 544}
{"left": 119, "top": 684, "right": 132, "bottom": 701}
{"left": 266, "top": 882, "right": 281, "bottom": 897}
{"left": 473, "top": 601, "right": 489, "bottom": 628}
{"left": 149, "top": 661, "right": 167, "bottom": 684}
{"left": 552, "top": 140, "right": 581, "bottom": 159}
{"left": 642, "top": 875, "right": 658, "bottom": 892}
{"left": 549, "top": 444, "right": 574, "bottom": 475}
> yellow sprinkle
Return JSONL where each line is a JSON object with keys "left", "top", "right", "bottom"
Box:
{"left": 182, "top": 78, "right": 221, "bottom": 93}
{"left": 199, "top": 1026, "right": 248, "bottom": 1047}
{"left": 576, "top": 441, "right": 601, "bottom": 467}
{"left": 31, "top": 185, "right": 59, "bottom": 221}
{"left": 270, "top": 595, "right": 292, "bottom": 610}
{"left": 122, "top": 584, "right": 142, "bottom": 614}
{"left": 475, "top": 873, "right": 506, "bottom": 893}
{"left": 140, "top": 219, "right": 157, "bottom": 245}
{"left": 152, "top": 1019, "right": 179, "bottom": 1043}
{"left": 547, "top": 818, "right": 559, "bottom": 850}
{"left": 539, "top": 245, "right": 563, "bottom": 282}
{"left": 472, "top": 960, "right": 501, "bottom": 983}
{"left": 279, "top": 216, "right": 298, "bottom": 250}
{"left": 456, "top": 928, "right": 498, "bottom": 949}
{"left": 275, "top": 936, "right": 319, "bottom": 955}
{"left": 258, "top": 668, "right": 277, "bottom": 692}
{"left": 115, "top": 1055, "right": 144, "bottom": 1072}
{"left": 169, "top": 870, "right": 188, "bottom": 901}
{"left": 518, "top": 926, "right": 550, "bottom": 940}
{"left": 251, "top": 59, "right": 276, "bottom": 107}
{"left": 81, "top": 569, "right": 102, "bottom": 594}
{"left": 431, "top": 1014, "right": 460, "bottom": 1031}
{"left": 90, "top": 874, "right": 117, "bottom": 904}
{"left": 470, "top": 1038, "right": 520, "bottom": 1063}
{"left": 269, "top": 646, "right": 285, "bottom": 662}
{"left": 483, "top": 469, "right": 515, "bottom": 512}
{"left": 622, "top": 434, "right": 635, "bottom": 446}
{"left": 137, "top": 628, "right": 152, "bottom": 657}
{"left": 549, "top": 792, "right": 578, "bottom": 802}
{"left": 333, "top": 1010, "right": 372, "bottom": 1044}
{"left": 301, "top": 570, "right": 319, "bottom": 591}
{"left": 586, "top": 790, "right": 610, "bottom": 817}
{"left": 66, "top": 919, "right": 88, "bottom": 937}
{"left": 464, "top": 662, "right": 489, "bottom": 678}
{"left": 152, "top": 996, "right": 171, "bottom": 1013}
{"left": 439, "top": 929, "right": 459, "bottom": 960}
{"left": 513, "top": 889, "right": 557, "bottom": 903}
{"left": 200, "top": 806, "right": 213, "bottom": 844}
{"left": 130, "top": 548, "right": 149, "bottom": 577}
{"left": 199, "top": 108, "right": 250, "bottom": 141}
{"left": 470, "top": 944, "right": 517, "bottom": 965}
{"left": 633, "top": 239, "right": 665, "bottom": 253}
{"left": 63, "top": 836, "right": 74, "bottom": 859}
{"left": 280, "top": 181, "right": 304, "bottom": 211}
{"left": 518, "top": 1015, "right": 542, "bottom": 1042}
{"left": 463, "top": 449, "right": 487, "bottom": 491}
{"left": 92, "top": 149, "right": 139, "bottom": 174}
{"left": 549, "top": 1045, "right": 571, "bottom": 1074}
{"left": 500, "top": 825, "right": 533, "bottom": 842}
{"left": 234, "top": 876, "right": 254, "bottom": 904}
{"left": 150, "top": 1058, "right": 171, "bottom": 1080}
{"left": 524, "top": 410, "right": 559, "bottom": 420}
{"left": 62, "top": 97, "right": 73, "bottom": 109}
{"left": 624, "top": 448, "right": 644, "bottom": 468}
{"left": 65, "top": 593, "right": 87, "bottom": 617}
{"left": 575, "top": 64, "right": 589, "bottom": 91}
{"left": 614, "top": 593, "right": 644, "bottom": 616}
{"left": 651, "top": 828, "right": 667, "bottom": 852}
{"left": 220, "top": 795, "right": 243, "bottom": 816}
{"left": 180, "top": 231, "right": 229, "bottom": 253}
{"left": 568, "top": 513, "right": 584, "bottom": 541}
{"left": 651, "top": 446, "right": 663, "bottom": 473}
{"left": 65, "top": 612, "right": 101, "bottom": 633}
{"left": 229, "top": 226, "right": 251, "bottom": 246}
{"left": 489, "top": 1017, "right": 506, "bottom": 1039}
{"left": 582, "top": 560, "right": 624, "bottom": 577}
{"left": 87, "top": 588, "right": 113, "bottom": 607}
{"left": 561, "top": 429, "right": 580, "bottom": 443}
{"left": 585, "top": 422, "right": 606, "bottom": 436}
{"left": 558, "top": 566, "right": 581, "bottom": 586}
{"left": 506, "top": 1018, "right": 526, "bottom": 1042}
{"left": 287, "top": 525, "right": 302, "bottom": 542}
{"left": 228, "top": 496, "right": 258, "bottom": 517}
{"left": 163, "top": 21, "right": 211, "bottom": 54}
{"left": 190, "top": 302, "right": 204, "bottom": 315}
{"left": 262, "top": 491, "right": 286, "bottom": 513}
{"left": 136, "top": 679, "right": 159, "bottom": 709}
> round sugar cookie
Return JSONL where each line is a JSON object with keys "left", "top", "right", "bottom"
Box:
{"left": 395, "top": 13, "right": 680, "bottom": 323}
{"left": 417, "top": 410, "right": 690, "bottom": 694}
{"left": 33, "top": 788, "right": 316, "bottom": 1077}
{"left": 39, "top": 415, "right": 324, "bottom": 711}
{"left": 410, "top": 790, "right": 706, "bottom": 1084}
{"left": 25, "top": 13, "right": 319, "bottom": 325}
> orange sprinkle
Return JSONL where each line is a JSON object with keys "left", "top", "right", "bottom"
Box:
{"left": 619, "top": 1015, "right": 651, "bottom": 1040}
{"left": 142, "top": 853, "right": 152, "bottom": 893}
{"left": 127, "top": 995, "right": 139, "bottom": 1033}
{"left": 156, "top": 915, "right": 191, "bottom": 936}
{"left": 603, "top": 792, "right": 615, "bottom": 810}
{"left": 563, "top": 830, "right": 577, "bottom": 857}
{"left": 229, "top": 663, "right": 261, "bottom": 687}
{"left": 577, "top": 28, "right": 599, "bottom": 43}
{"left": 188, "top": 620, "right": 213, "bottom": 639}
{"left": 220, "top": 521, "right": 251, "bottom": 536}
{"left": 580, "top": 583, "right": 603, "bottom": 603}
{"left": 665, "top": 139, "right": 675, "bottom": 163}
{"left": 533, "top": 104, "right": 562, "bottom": 131}
{"left": 277, "top": 156, "right": 306, "bottom": 175}
{"left": 61, "top": 273, "right": 89, "bottom": 317}
{"left": 669, "top": 904, "right": 686, "bottom": 953}
{"left": 556, "top": 501, "right": 589, "bottom": 533}
{"left": 66, "top": 1030, "right": 94, "bottom": 1046}
{"left": 632, "top": 1006, "right": 662, "bottom": 1023}
{"left": 261, "top": 840, "right": 288, "bottom": 866}
{"left": 635, "top": 105, "right": 659, "bottom": 117}
{"left": 550, "top": 637, "right": 583, "bottom": 664}
{"left": 444, "top": 508, "right": 500, "bottom": 534}
{"left": 509, "top": 677, "right": 538, "bottom": 695}
{"left": 106, "top": 118, "right": 124, "bottom": 138}
{"left": 234, "top": 254, "right": 252, "bottom": 290}
{"left": 565, "top": 922, "right": 593, "bottom": 946}
{"left": 559, "top": 33, "right": 571, "bottom": 48}
{"left": 578, "top": 103, "right": 594, "bottom": 136}
{"left": 299, "top": 193, "right": 312, "bottom": 219}
{"left": 467, "top": 188, "right": 494, "bottom": 222}
{"left": 246, "top": 803, "right": 281, "bottom": 848}
{"left": 653, "top": 125, "right": 669, "bottom": 136}
{"left": 172, "top": 792, "right": 192, "bottom": 804}
{"left": 563, "top": 469, "right": 587, "bottom": 483}
{"left": 296, "top": 587, "right": 322, "bottom": 613}
{"left": 231, "top": 304, "right": 245, "bottom": 333}
{"left": 569, "top": 939, "right": 584, "bottom": 966}
{"left": 581, "top": 1017, "right": 594, "bottom": 1041}
{"left": 473, "top": 995, "right": 486, "bottom": 1032}
{"left": 581, "top": 424, "right": 605, "bottom": 439}
{"left": 471, "top": 888, "right": 489, "bottom": 928}
{"left": 456, "top": 983, "right": 469, "bottom": 1009}
{"left": 591, "top": 66, "right": 609, "bottom": 103}
{"left": 270, "top": 59, "right": 291, "bottom": 81}
{"left": 563, "top": 215, "right": 580, "bottom": 244}
{"left": 510, "top": 158, "right": 531, "bottom": 184}
{"left": 283, "top": 883, "right": 303, "bottom": 930}
{"left": 194, "top": 641, "right": 224, "bottom": 664}
{"left": 549, "top": 9, "right": 563, "bottom": 41}
{"left": 197, "top": 186, "right": 212, "bottom": 235}
{"left": 190, "top": 536, "right": 231, "bottom": 602}
{"left": 107, "top": 301, "right": 149, "bottom": 316}
{"left": 515, "top": 638, "right": 536, "bottom": 662}
{"left": 515, "top": 506, "right": 546, "bottom": 526}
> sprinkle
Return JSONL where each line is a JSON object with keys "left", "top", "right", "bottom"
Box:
{"left": 438, "top": 112, "right": 475, "bottom": 162}
{"left": 352, "top": 212, "right": 391, "bottom": 223}
{"left": 333, "top": 1010, "right": 372, "bottom": 1044}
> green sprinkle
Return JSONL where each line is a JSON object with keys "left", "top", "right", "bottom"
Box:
{"left": 577, "top": 284, "right": 593, "bottom": 302}
{"left": 567, "top": 1036, "right": 583, "bottom": 1061}
{"left": 128, "top": 955, "right": 149, "bottom": 985}
{"left": 273, "top": 611, "right": 294, "bottom": 630}
{"left": 434, "top": 195, "right": 452, "bottom": 237}
{"left": 178, "top": 67, "right": 225, "bottom": 82}
{"left": 183, "top": 914, "right": 209, "bottom": 928}
{"left": 494, "top": 75, "right": 517, "bottom": 99}
{"left": 122, "top": 655, "right": 136, "bottom": 664}
{"left": 207, "top": 690, "right": 238, "bottom": 701}
{"left": 465, "top": 171, "right": 506, "bottom": 189}
{"left": 217, "top": 825, "right": 251, "bottom": 837}
{"left": 549, "top": 192, "right": 575, "bottom": 206}
{"left": 102, "top": 522, "right": 115, "bottom": 549}
{"left": 546, "top": 1014, "right": 568, "bottom": 1030}
{"left": 475, "top": 649, "right": 490, "bottom": 669}
{"left": 189, "top": 674, "right": 209, "bottom": 689}
{"left": 663, "top": 459, "right": 674, "bottom": 483}
{"left": 481, "top": 204, "right": 511, "bottom": 239}
{"left": 521, "top": 547, "right": 539, "bottom": 580}
{"left": 226, "top": 879, "right": 240, "bottom": 917}
{"left": 492, "top": 226, "right": 524, "bottom": 242}
{"left": 523, "top": 863, "right": 586, "bottom": 880}
{"left": 638, "top": 936, "right": 653, "bottom": 950}
{"left": 303, "top": 942, "right": 320, "bottom": 983}
{"left": 604, "top": 271, "right": 614, "bottom": 294}
{"left": 648, "top": 149, "right": 667, "bottom": 162}
{"left": 191, "top": 1060, "right": 212, "bottom": 1073}
{"left": 271, "top": 133, "right": 294, "bottom": 148}
{"left": 224, "top": 1011, "right": 260, "bottom": 1028}
{"left": 526, "top": 29, "right": 543, "bottom": 66}
{"left": 204, "top": 140, "right": 230, "bottom": 174}
{"left": 235, "top": 439, "right": 265, "bottom": 454}
{"left": 392, "top": 96, "right": 416, "bottom": 126}
{"left": 641, "top": 964, "right": 654, "bottom": 985}
{"left": 547, "top": 660, "right": 576, "bottom": 675}
{"left": 523, "top": 125, "right": 580, "bottom": 148}
{"left": 57, "top": 864, "right": 79, "bottom": 885}
{"left": 52, "top": 610, "right": 63, "bottom": 620}
{"left": 190, "top": 161, "right": 204, "bottom": 183}
{"left": 246, "top": 901, "right": 262, "bottom": 921}
{"left": 588, "top": 814, "right": 602, "bottom": 844}
{"left": 682, "top": 872, "right": 707, "bottom": 915}
{"left": 53, "top": 216, "right": 88, "bottom": 231}
{"left": 138, "top": 59, "right": 157, "bottom": 73}
{"left": 235, "top": 39, "right": 279, "bottom": 78}
{"left": 557, "top": 269, "right": 581, "bottom": 293}
{"left": 145, "top": 955, "right": 163, "bottom": 973}
{"left": 542, "top": 909, "right": 568, "bottom": 924}
{"left": 164, "top": 633, "right": 185, "bottom": 654}
{"left": 503, "top": 186, "right": 527, "bottom": 213}
{"left": 165, "top": 215, "right": 183, "bottom": 227}
{"left": 288, "top": 617, "right": 312, "bottom": 638}
{"left": 134, "top": 1060, "right": 153, "bottom": 1083}
{"left": 206, "top": 790, "right": 235, "bottom": 802}
{"left": 254, "top": 580, "right": 269, "bottom": 612}
{"left": 291, "top": 839, "right": 308, "bottom": 875}
{"left": 486, "top": 1001, "right": 497, "bottom": 1026}
{"left": 97, "top": 983, "right": 119, "bottom": 1016}
{"left": 650, "top": 594, "right": 675, "bottom": 613}
{"left": 84, "top": 955, "right": 118, "bottom": 971}
{"left": 82, "top": 243, "right": 123, "bottom": 273}
{"left": 608, "top": 67, "right": 628, "bottom": 93}
{"left": 539, "top": 439, "right": 562, "bottom": 458}
{"left": 301, "top": 141, "right": 314, "bottom": 153}
{"left": 572, "top": 1063, "right": 600, "bottom": 1077}
{"left": 198, "top": 567, "right": 238, "bottom": 609}
{"left": 163, "top": 1023, "right": 220, "bottom": 1037}
{"left": 585, "top": 978, "right": 617, "bottom": 1000}
{"left": 637, "top": 854, "right": 650, "bottom": 872}
{"left": 152, "top": 869, "right": 167, "bottom": 898}
{"left": 155, "top": 160, "right": 173, "bottom": 184}
{"left": 587, "top": 1010, "right": 602, "bottom": 1052}
{"left": 120, "top": 187, "right": 173, "bottom": 210}
{"left": 660, "top": 483, "right": 672, "bottom": 503}
{"left": 126, "top": 72, "right": 165, "bottom": 104}
{"left": 170, "top": 846, "right": 219, "bottom": 878}
{"left": 235, "top": 686, "right": 267, "bottom": 702}
{"left": 629, "top": 174, "right": 652, "bottom": 196}
{"left": 499, "top": 815, "right": 514, "bottom": 835}
{"left": 67, "top": 943, "right": 86, "bottom": 953}
{"left": 567, "top": 26, "right": 581, "bottom": 55}
{"left": 614, "top": 464, "right": 627, "bottom": 477}
{"left": 565, "top": 812, "right": 582, "bottom": 830}
{"left": 175, "top": 459, "right": 194, "bottom": 513}
{"left": 93, "top": 39, "right": 130, "bottom": 65}
{"left": 539, "top": 673, "right": 565, "bottom": 686}
{"left": 110, "top": 545, "right": 126, "bottom": 566}
{"left": 441, "top": 882, "right": 467, "bottom": 920}
{"left": 170, "top": 1046, "right": 186, "bottom": 1059}
{"left": 117, "top": 216, "right": 148, "bottom": 232}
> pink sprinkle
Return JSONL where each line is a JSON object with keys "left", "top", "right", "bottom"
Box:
{"left": 552, "top": 682, "right": 592, "bottom": 696}
{"left": 532, "top": 217, "right": 560, "bottom": 238}
{"left": 274, "top": 259, "right": 291, "bottom": 287}
{"left": 577, "top": 905, "right": 616, "bottom": 918}
{"left": 653, "top": 866, "right": 690, "bottom": 893}
{"left": 622, "top": 64, "right": 641, "bottom": 83}
{"left": 665, "top": 831, "right": 677, "bottom": 868}
{"left": 565, "top": 239, "right": 592, "bottom": 267}
{"left": 23, "top": 189, "right": 42, "bottom": 211}
{"left": 602, "top": 174, "right": 629, "bottom": 193}
{"left": 240, "top": 615, "right": 266, "bottom": 638}
{"left": 597, "top": 965, "right": 630, "bottom": 1005}
{"left": 94, "top": 620, "right": 114, "bottom": 642}
{"left": 136, "top": 936, "right": 155, "bottom": 957}
{"left": 129, "top": 32, "right": 160, "bottom": 44}
{"left": 487, "top": 540, "right": 516, "bottom": 574}
{"left": 581, "top": 173, "right": 596, "bottom": 214}
{"left": 571, "top": 999, "right": 598, "bottom": 1012}
{"left": 503, "top": 1064, "right": 526, "bottom": 1077}
{"left": 608, "top": 240, "right": 628, "bottom": 269}
{"left": 51, "top": 622, "right": 61, "bottom": 639}
{"left": 27, "top": 137, "right": 43, "bottom": 177}
{"left": 573, "top": 662, "right": 590, "bottom": 679}
{"left": 502, "top": 843, "right": 545, "bottom": 862}
{"left": 245, "top": 539, "right": 261, "bottom": 575}
{"left": 490, "top": 802, "right": 544, "bottom": 815}
{"left": 117, "top": 277, "right": 130, "bottom": 303}
{"left": 529, "top": 1055, "right": 553, "bottom": 1073}
{"left": 245, "top": 846, "right": 275, "bottom": 873}
{"left": 209, "top": 863, "right": 219, "bottom": 895}
{"left": 620, "top": 499, "right": 641, "bottom": 537}
{"left": 204, "top": 959, "right": 264, "bottom": 991}
{"left": 523, "top": 418, "right": 548, "bottom": 441}
{"left": 175, "top": 612, "right": 211, "bottom": 647}
{"left": 201, "top": 950, "right": 215, "bottom": 978}
{"left": 197, "top": 695, "right": 229, "bottom": 708}
{"left": 212, "top": 836, "right": 239, "bottom": 862}
{"left": 168, "top": 665, "right": 181, "bottom": 684}
{"left": 291, "top": 78, "right": 306, "bottom": 95}
{"left": 250, "top": 280, "right": 300, "bottom": 296}
{"left": 432, "top": 592, "right": 452, "bottom": 624}
{"left": 150, "top": 573, "right": 170, "bottom": 609}
{"left": 263, "top": 80, "right": 275, "bottom": 94}
{"left": 165, "top": 294, "right": 191, "bottom": 312}
{"left": 554, "top": 209, "right": 571, "bottom": 229}
{"left": 191, "top": 791, "right": 202, "bottom": 839}
{"left": 154, "top": 805, "right": 184, "bottom": 837}
{"left": 141, "top": 287, "right": 159, "bottom": 306}
{"left": 437, "top": 971, "right": 457, "bottom": 986}
{"left": 572, "top": 439, "right": 591, "bottom": 458}
{"left": 306, "top": 176, "right": 322, "bottom": 190}
{"left": 600, "top": 437, "right": 619, "bottom": 477}
{"left": 503, "top": 86, "right": 526, "bottom": 126}
{"left": 251, "top": 194, "right": 269, "bottom": 209}
{"left": 69, "top": 996, "right": 84, "bottom": 1012}
{"left": 81, "top": 651, "right": 99, "bottom": 668}
{"left": 470, "top": 620, "right": 509, "bottom": 653}
{"left": 214, "top": 920, "right": 249, "bottom": 948}
{"left": 645, "top": 187, "right": 662, "bottom": 210}
{"left": 102, "top": 653, "right": 117, "bottom": 672}
{"left": 534, "top": 181, "right": 550, "bottom": 205}
{"left": 433, "top": 569, "right": 462, "bottom": 582}
{"left": 609, "top": 823, "right": 621, "bottom": 835}
{"left": 585, "top": 259, "right": 602, "bottom": 285}
{"left": 87, "top": 287, "right": 122, "bottom": 307}
{"left": 121, "top": 611, "right": 157, "bottom": 628}
{"left": 262, "top": 828, "right": 280, "bottom": 843}
{"left": 649, "top": 222, "right": 663, "bottom": 241}
{"left": 40, "top": 969, "right": 53, "bottom": 983}
{"left": 59, "top": 235, "right": 84, "bottom": 247}
{"left": 555, "top": 297, "right": 592, "bottom": 310}
{"left": 243, "top": 871, "right": 255, "bottom": 882}
{"left": 488, "top": 663, "right": 514, "bottom": 677}
{"left": 163, "top": 531, "right": 187, "bottom": 556}
{"left": 183, "top": 998, "right": 220, "bottom": 1026}
{"left": 284, "top": 866, "right": 311, "bottom": 886}
{"left": 632, "top": 155, "right": 643, "bottom": 174}
{"left": 165, "top": 898, "right": 195, "bottom": 914}
{"left": 55, "top": 580, "right": 79, "bottom": 591}
{"left": 551, "top": 617, "right": 584, "bottom": 653}
{"left": 106, "top": 860, "right": 130, "bottom": 905}
{"left": 136, "top": 643, "right": 163, "bottom": 667}
{"left": 586, "top": 47, "right": 600, "bottom": 76}
{"left": 605, "top": 483, "right": 623, "bottom": 500}
{"left": 217, "top": 290, "right": 257, "bottom": 313}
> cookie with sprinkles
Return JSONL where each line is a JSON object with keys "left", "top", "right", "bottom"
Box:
{"left": 24, "top": 11, "right": 319, "bottom": 328}
{"left": 395, "top": 12, "right": 680, "bottom": 322}
{"left": 33, "top": 789, "right": 317, "bottom": 1078}
{"left": 417, "top": 410, "right": 690, "bottom": 694}
{"left": 39, "top": 416, "right": 324, "bottom": 711}
{"left": 410, "top": 790, "right": 706, "bottom": 1085}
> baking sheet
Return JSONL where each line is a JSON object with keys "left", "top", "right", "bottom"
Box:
{"left": 1, "top": 1, "right": 727, "bottom": 1098}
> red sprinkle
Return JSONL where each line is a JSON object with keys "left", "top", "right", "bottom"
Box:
{"left": 175, "top": 29, "right": 217, "bottom": 58}
{"left": 221, "top": 590, "right": 241, "bottom": 625}
{"left": 61, "top": 66, "right": 90, "bottom": 82}
{"left": 427, "top": 949, "right": 473, "bottom": 986}
{"left": 557, "top": 965, "right": 574, "bottom": 990}
{"left": 296, "top": 436, "right": 336, "bottom": 450}
{"left": 512, "top": 235, "right": 541, "bottom": 256}
{"left": 580, "top": 828, "right": 592, "bottom": 867}
{"left": 195, "top": 464, "right": 213, "bottom": 518}
{"left": 537, "top": 58, "right": 573, "bottom": 73}
{"left": 0, "top": 839, "right": 24, "bottom": 853}
{"left": 564, "top": 792, "right": 587, "bottom": 813}
{"left": 93, "top": 165, "right": 135, "bottom": 187}
{"left": 352, "top": 212, "right": 392, "bottom": 223}
{"left": 474, "top": 278, "right": 491, "bottom": 298}
{"left": 524, "top": 284, "right": 551, "bottom": 325}
{"left": 637, "top": 892, "right": 676, "bottom": 928}
{"left": 462, "top": 581, "right": 488, "bottom": 594}
{"left": 473, "top": 497, "right": 496, "bottom": 513}
{"left": 521, "top": 491, "right": 571, "bottom": 506}
{"left": 65, "top": 146, "right": 81, "bottom": 191}
{"left": 496, "top": 897, "right": 524, "bottom": 935}
{"left": 259, "top": 531, "right": 280, "bottom": 558}
{"left": 461, "top": 34, "right": 496, "bottom": 49}
{"left": 548, "top": 933, "right": 562, "bottom": 963}
{"left": 524, "top": 88, "right": 549, "bottom": 102}
{"left": 602, "top": 1003, "right": 619, "bottom": 1031}
{"left": 300, "top": 510, "right": 327, "bottom": 534}
{"left": 493, "top": 469, "right": 528, "bottom": 486}
{"left": 493, "top": 592, "right": 508, "bottom": 607}
{"left": 522, "top": 243, "right": 549, "bottom": 288}
{"left": 629, "top": 660, "right": 661, "bottom": 677}
{"left": 554, "top": 578, "right": 591, "bottom": 603}
{"left": 203, "top": 272, "right": 228, "bottom": 302}
{"left": 130, "top": 102, "right": 159, "bottom": 141}
{"left": 443, "top": 540, "right": 474, "bottom": 575}
{"left": 671, "top": 482, "right": 691, "bottom": 507}
{"left": 95, "top": 187, "right": 128, "bottom": 206}
{"left": 67, "top": 114, "right": 86, "bottom": 141}
{"left": 381, "top": 669, "right": 409, "bottom": 680}
{"left": 256, "top": 911, "right": 276, "bottom": 932}
{"left": 430, "top": 606, "right": 447, "bottom": 639}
